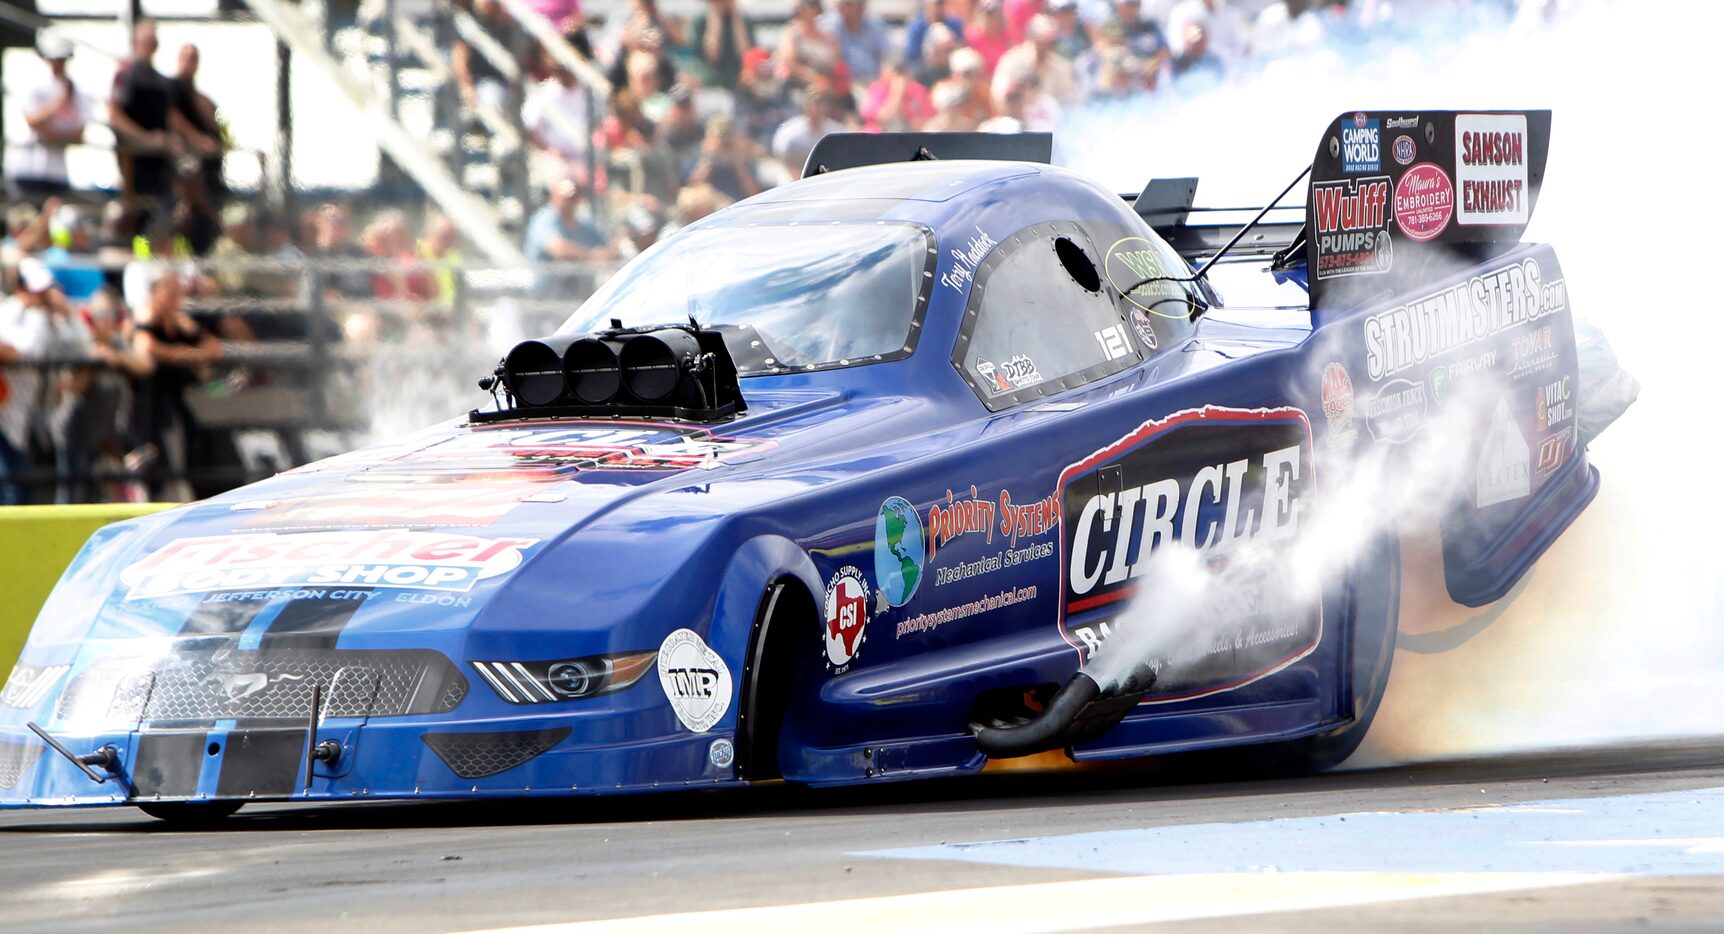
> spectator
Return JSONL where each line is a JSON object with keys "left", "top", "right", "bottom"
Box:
{"left": 777, "top": 0, "right": 841, "bottom": 89}
{"left": 1170, "top": 20, "right": 1226, "bottom": 91}
{"left": 964, "top": 0, "right": 1012, "bottom": 76}
{"left": 307, "top": 202, "right": 373, "bottom": 300}
{"left": 824, "top": 0, "right": 892, "bottom": 85}
{"left": 993, "top": 14, "right": 1077, "bottom": 105}
{"left": 129, "top": 267, "right": 220, "bottom": 502}
{"left": 771, "top": 88, "right": 844, "bottom": 180}
{"left": 41, "top": 205, "right": 104, "bottom": 302}
{"left": 524, "top": 175, "right": 616, "bottom": 263}
{"left": 913, "top": 21, "right": 961, "bottom": 87}
{"left": 658, "top": 85, "right": 707, "bottom": 173}
{"left": 453, "top": 0, "right": 523, "bottom": 115}
{"left": 934, "top": 47, "right": 994, "bottom": 126}
{"left": 604, "top": 89, "right": 680, "bottom": 204}
{"left": 417, "top": 214, "right": 463, "bottom": 307}
{"left": 656, "top": 183, "right": 732, "bottom": 241}
{"left": 529, "top": 0, "right": 584, "bottom": 32}
{"left": 735, "top": 48, "right": 795, "bottom": 148}
{"left": 689, "top": 0, "right": 756, "bottom": 90}
{"left": 1112, "top": 0, "right": 1171, "bottom": 60}
{"left": 170, "top": 43, "right": 226, "bottom": 255}
{"left": 109, "top": 20, "right": 187, "bottom": 236}
{"left": 1002, "top": 0, "right": 1045, "bottom": 44}
{"left": 523, "top": 63, "right": 595, "bottom": 170}
{"left": 0, "top": 259, "right": 64, "bottom": 503}
{"left": 923, "top": 78, "right": 978, "bottom": 131}
{"left": 64, "top": 286, "right": 146, "bottom": 503}
{"left": 625, "top": 49, "right": 674, "bottom": 122}
{"left": 1047, "top": 0, "right": 1091, "bottom": 59}
{"left": 861, "top": 58, "right": 934, "bottom": 132}
{"left": 361, "top": 210, "right": 435, "bottom": 302}
{"left": 605, "top": 0, "right": 681, "bottom": 93}
{"left": 904, "top": 0, "right": 965, "bottom": 66}
{"left": 981, "top": 72, "right": 1059, "bottom": 131}
{"left": 5, "top": 35, "right": 93, "bottom": 201}
{"left": 686, "top": 115, "right": 762, "bottom": 201}
{"left": 1166, "top": 0, "right": 1249, "bottom": 67}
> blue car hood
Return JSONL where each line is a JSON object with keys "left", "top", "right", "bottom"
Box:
{"left": 16, "top": 387, "right": 901, "bottom": 665}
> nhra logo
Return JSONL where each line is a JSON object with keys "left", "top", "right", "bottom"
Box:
{"left": 1342, "top": 114, "right": 1381, "bottom": 173}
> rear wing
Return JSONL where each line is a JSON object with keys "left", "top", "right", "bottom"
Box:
{"left": 1302, "top": 110, "right": 1552, "bottom": 310}
{"left": 802, "top": 132, "right": 1053, "bottom": 177}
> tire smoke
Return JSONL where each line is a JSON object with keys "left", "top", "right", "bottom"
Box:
{"left": 1066, "top": 0, "right": 1724, "bottom": 762}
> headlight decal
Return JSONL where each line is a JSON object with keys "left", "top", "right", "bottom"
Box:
{"left": 470, "top": 651, "right": 655, "bottom": 704}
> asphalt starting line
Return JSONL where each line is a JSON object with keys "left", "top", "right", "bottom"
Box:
{"left": 468, "top": 785, "right": 1724, "bottom": 932}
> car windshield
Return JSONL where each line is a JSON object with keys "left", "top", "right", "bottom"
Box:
{"left": 557, "top": 222, "right": 934, "bottom": 375}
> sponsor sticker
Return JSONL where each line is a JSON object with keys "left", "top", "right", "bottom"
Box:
{"left": 1364, "top": 258, "right": 1564, "bottom": 381}
{"left": 343, "top": 423, "right": 772, "bottom": 482}
{"left": 875, "top": 496, "right": 926, "bottom": 608}
{"left": 240, "top": 484, "right": 542, "bottom": 531}
{"left": 1342, "top": 112, "right": 1381, "bottom": 173}
{"left": 1, "top": 663, "right": 69, "bottom": 709}
{"left": 1320, "top": 362, "right": 1356, "bottom": 445}
{"left": 1535, "top": 375, "right": 1572, "bottom": 430}
{"left": 1385, "top": 115, "right": 1421, "bottom": 130}
{"left": 1363, "top": 378, "right": 1427, "bottom": 444}
{"left": 1312, "top": 176, "right": 1393, "bottom": 279}
{"left": 1536, "top": 425, "right": 1576, "bottom": 476}
{"left": 1104, "top": 237, "right": 1188, "bottom": 319}
{"left": 1128, "top": 309, "right": 1159, "bottom": 350}
{"left": 1392, "top": 134, "right": 1417, "bottom": 166}
{"left": 657, "top": 628, "right": 732, "bottom": 733}
{"left": 975, "top": 358, "right": 1013, "bottom": 395}
{"left": 1477, "top": 397, "right": 1530, "bottom": 508}
{"left": 1510, "top": 324, "right": 1559, "bottom": 380}
{"left": 119, "top": 530, "right": 539, "bottom": 599}
{"left": 823, "top": 566, "right": 871, "bottom": 670}
{"left": 1456, "top": 113, "right": 1530, "bottom": 226}
{"left": 1055, "top": 406, "right": 1320, "bottom": 698}
{"left": 1393, "top": 162, "right": 1455, "bottom": 242}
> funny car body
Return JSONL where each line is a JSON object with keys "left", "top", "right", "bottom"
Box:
{"left": 0, "top": 112, "right": 1631, "bottom": 820}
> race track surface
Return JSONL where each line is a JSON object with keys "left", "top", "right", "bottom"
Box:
{"left": 6, "top": 740, "right": 1724, "bottom": 932}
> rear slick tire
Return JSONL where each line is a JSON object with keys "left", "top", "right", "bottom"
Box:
{"left": 1247, "top": 534, "right": 1401, "bottom": 774}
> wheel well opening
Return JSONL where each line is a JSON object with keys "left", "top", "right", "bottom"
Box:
{"left": 738, "top": 576, "right": 817, "bottom": 782}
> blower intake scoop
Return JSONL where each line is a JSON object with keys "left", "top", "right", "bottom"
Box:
{"left": 474, "top": 324, "right": 748, "bottom": 424}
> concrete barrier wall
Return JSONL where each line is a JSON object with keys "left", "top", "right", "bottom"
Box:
{"left": 0, "top": 505, "right": 177, "bottom": 676}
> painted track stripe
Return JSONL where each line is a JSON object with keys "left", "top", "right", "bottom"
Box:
{"left": 461, "top": 872, "right": 1605, "bottom": 934}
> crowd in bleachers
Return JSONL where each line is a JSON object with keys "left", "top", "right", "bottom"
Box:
{"left": 0, "top": 0, "right": 1568, "bottom": 504}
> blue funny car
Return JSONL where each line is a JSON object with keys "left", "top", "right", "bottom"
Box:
{"left": 0, "top": 112, "right": 1628, "bottom": 820}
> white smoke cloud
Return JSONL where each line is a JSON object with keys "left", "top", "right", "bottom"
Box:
{"left": 1065, "top": 0, "right": 1724, "bottom": 762}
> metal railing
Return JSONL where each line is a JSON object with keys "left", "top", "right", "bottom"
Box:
{"left": 0, "top": 252, "right": 614, "bottom": 502}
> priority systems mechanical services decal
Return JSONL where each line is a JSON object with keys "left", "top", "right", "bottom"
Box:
{"left": 120, "top": 530, "right": 540, "bottom": 599}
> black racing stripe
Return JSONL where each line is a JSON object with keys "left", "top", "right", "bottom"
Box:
{"left": 177, "top": 596, "right": 270, "bottom": 638}
{"left": 216, "top": 728, "right": 308, "bottom": 798}
{"left": 257, "top": 591, "right": 373, "bottom": 650}
{"left": 131, "top": 731, "right": 208, "bottom": 798}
